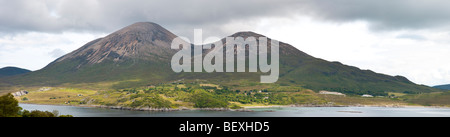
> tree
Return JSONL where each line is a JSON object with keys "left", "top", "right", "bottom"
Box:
{"left": 0, "top": 93, "right": 22, "bottom": 117}
{"left": 52, "top": 110, "right": 60, "bottom": 117}
{"left": 1, "top": 93, "right": 73, "bottom": 117}
{"left": 21, "top": 110, "right": 55, "bottom": 117}
{"left": 191, "top": 91, "right": 227, "bottom": 108}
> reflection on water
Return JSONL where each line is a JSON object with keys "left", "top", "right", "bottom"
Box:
{"left": 19, "top": 103, "right": 450, "bottom": 117}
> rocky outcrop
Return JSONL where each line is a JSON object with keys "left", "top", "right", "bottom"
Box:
{"left": 93, "top": 105, "right": 254, "bottom": 112}
{"left": 232, "top": 109, "right": 254, "bottom": 112}
{"left": 195, "top": 108, "right": 230, "bottom": 111}
{"left": 97, "top": 105, "right": 181, "bottom": 111}
{"left": 12, "top": 90, "right": 28, "bottom": 97}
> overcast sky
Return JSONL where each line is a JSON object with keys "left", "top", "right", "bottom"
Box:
{"left": 1, "top": 0, "right": 450, "bottom": 86}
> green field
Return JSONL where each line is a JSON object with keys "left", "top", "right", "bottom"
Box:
{"left": 17, "top": 87, "right": 97, "bottom": 105}
{"left": 14, "top": 82, "right": 447, "bottom": 109}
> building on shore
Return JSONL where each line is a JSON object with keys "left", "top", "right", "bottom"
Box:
{"left": 12, "top": 90, "right": 28, "bottom": 97}
{"left": 361, "top": 94, "right": 374, "bottom": 97}
{"left": 319, "top": 91, "right": 346, "bottom": 96}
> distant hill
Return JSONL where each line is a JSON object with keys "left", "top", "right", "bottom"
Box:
{"left": 433, "top": 84, "right": 450, "bottom": 90}
{"left": 0, "top": 67, "right": 31, "bottom": 78}
{"left": 3, "top": 22, "right": 442, "bottom": 95}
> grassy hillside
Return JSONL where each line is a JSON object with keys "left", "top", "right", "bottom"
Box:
{"left": 1, "top": 24, "right": 443, "bottom": 98}
{"left": 7, "top": 58, "right": 175, "bottom": 89}
{"left": 401, "top": 92, "right": 450, "bottom": 106}
{"left": 0, "top": 67, "right": 31, "bottom": 78}
{"left": 3, "top": 55, "right": 442, "bottom": 96}
{"left": 279, "top": 57, "right": 441, "bottom": 95}
{"left": 18, "top": 83, "right": 426, "bottom": 108}
{"left": 433, "top": 84, "right": 450, "bottom": 90}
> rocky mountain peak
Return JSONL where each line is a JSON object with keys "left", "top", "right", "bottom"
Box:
{"left": 52, "top": 22, "right": 179, "bottom": 67}
{"left": 229, "top": 31, "right": 267, "bottom": 38}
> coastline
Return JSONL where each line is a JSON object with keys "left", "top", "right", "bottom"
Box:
{"left": 244, "top": 104, "right": 450, "bottom": 109}
{"left": 20, "top": 102, "right": 450, "bottom": 112}
{"left": 19, "top": 102, "right": 250, "bottom": 112}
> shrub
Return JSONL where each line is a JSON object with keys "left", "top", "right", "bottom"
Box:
{"left": 0, "top": 93, "right": 22, "bottom": 117}
{"left": 229, "top": 104, "right": 242, "bottom": 109}
{"left": 191, "top": 91, "right": 228, "bottom": 108}
{"left": 21, "top": 110, "right": 55, "bottom": 117}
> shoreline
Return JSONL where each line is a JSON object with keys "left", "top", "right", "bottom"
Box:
{"left": 244, "top": 104, "right": 450, "bottom": 109}
{"left": 20, "top": 102, "right": 450, "bottom": 112}
{"left": 19, "top": 103, "right": 250, "bottom": 112}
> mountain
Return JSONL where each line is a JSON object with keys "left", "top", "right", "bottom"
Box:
{"left": 53, "top": 22, "right": 178, "bottom": 66}
{"left": 3, "top": 22, "right": 441, "bottom": 94}
{"left": 0, "top": 67, "right": 31, "bottom": 78}
{"left": 7, "top": 22, "right": 179, "bottom": 88}
{"left": 433, "top": 84, "right": 450, "bottom": 90}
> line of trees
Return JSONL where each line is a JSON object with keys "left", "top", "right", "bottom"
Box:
{"left": 0, "top": 93, "right": 73, "bottom": 117}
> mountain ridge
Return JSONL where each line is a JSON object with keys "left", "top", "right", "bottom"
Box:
{"left": 433, "top": 84, "right": 450, "bottom": 90}
{"left": 2, "top": 22, "right": 442, "bottom": 95}
{"left": 52, "top": 22, "right": 178, "bottom": 67}
{"left": 0, "top": 67, "right": 31, "bottom": 78}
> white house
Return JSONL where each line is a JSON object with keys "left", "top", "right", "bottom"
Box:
{"left": 12, "top": 90, "right": 28, "bottom": 97}
{"left": 319, "top": 91, "right": 346, "bottom": 96}
{"left": 361, "top": 94, "right": 373, "bottom": 97}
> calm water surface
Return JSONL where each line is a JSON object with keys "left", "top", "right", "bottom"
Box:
{"left": 19, "top": 103, "right": 450, "bottom": 117}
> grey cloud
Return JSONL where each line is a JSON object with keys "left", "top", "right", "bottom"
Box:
{"left": 1, "top": 0, "right": 450, "bottom": 35}
{"left": 299, "top": 0, "right": 450, "bottom": 30}
{"left": 0, "top": 0, "right": 300, "bottom": 35}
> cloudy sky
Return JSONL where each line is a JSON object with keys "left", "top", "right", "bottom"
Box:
{"left": 1, "top": 0, "right": 450, "bottom": 86}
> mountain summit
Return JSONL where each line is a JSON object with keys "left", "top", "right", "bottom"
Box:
{"left": 53, "top": 22, "right": 178, "bottom": 67}
{"left": 226, "top": 31, "right": 312, "bottom": 57}
{"left": 10, "top": 22, "right": 181, "bottom": 86}
{"left": 4, "top": 22, "right": 440, "bottom": 94}
{"left": 0, "top": 67, "right": 31, "bottom": 78}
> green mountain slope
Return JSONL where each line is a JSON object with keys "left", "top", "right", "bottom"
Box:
{"left": 433, "top": 84, "right": 450, "bottom": 90}
{"left": 3, "top": 22, "right": 442, "bottom": 95}
{"left": 0, "top": 67, "right": 31, "bottom": 78}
